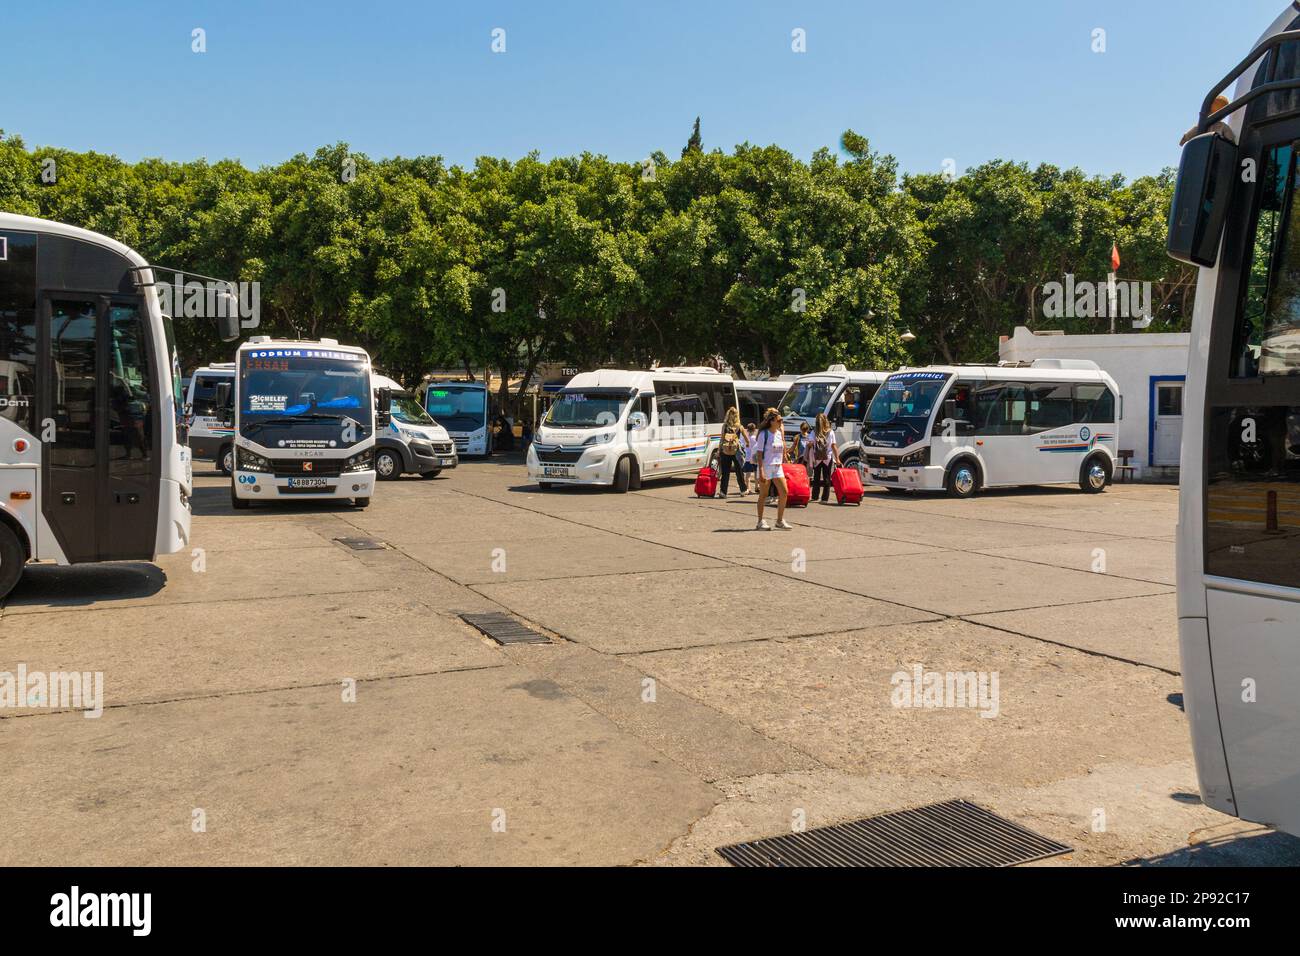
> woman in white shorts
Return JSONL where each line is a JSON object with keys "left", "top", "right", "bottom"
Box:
{"left": 752, "top": 408, "right": 791, "bottom": 530}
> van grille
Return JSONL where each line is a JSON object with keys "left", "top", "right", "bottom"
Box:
{"left": 271, "top": 458, "right": 342, "bottom": 477}
{"left": 535, "top": 448, "right": 583, "bottom": 465}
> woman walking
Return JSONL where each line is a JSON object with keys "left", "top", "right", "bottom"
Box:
{"left": 808, "top": 412, "right": 842, "bottom": 503}
{"left": 743, "top": 423, "right": 759, "bottom": 494}
{"left": 752, "top": 408, "right": 791, "bottom": 530}
{"left": 717, "top": 407, "right": 748, "bottom": 497}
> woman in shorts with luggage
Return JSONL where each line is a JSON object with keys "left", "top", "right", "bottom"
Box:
{"left": 808, "top": 412, "right": 842, "bottom": 503}
{"left": 753, "top": 408, "right": 791, "bottom": 530}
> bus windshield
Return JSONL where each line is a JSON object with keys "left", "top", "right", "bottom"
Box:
{"left": 779, "top": 380, "right": 838, "bottom": 419}
{"left": 544, "top": 390, "right": 631, "bottom": 428}
{"left": 239, "top": 349, "right": 372, "bottom": 443}
{"left": 391, "top": 393, "right": 434, "bottom": 426}
{"left": 425, "top": 386, "right": 487, "bottom": 431}
{"left": 865, "top": 372, "right": 951, "bottom": 445}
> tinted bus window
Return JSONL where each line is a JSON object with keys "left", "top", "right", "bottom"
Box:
{"left": 0, "top": 231, "right": 37, "bottom": 435}
{"left": 1026, "top": 383, "right": 1075, "bottom": 432}
{"left": 191, "top": 375, "right": 231, "bottom": 416}
{"left": 1075, "top": 384, "right": 1115, "bottom": 422}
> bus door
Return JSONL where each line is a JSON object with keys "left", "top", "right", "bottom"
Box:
{"left": 975, "top": 382, "right": 1029, "bottom": 486}
{"left": 39, "top": 294, "right": 160, "bottom": 563}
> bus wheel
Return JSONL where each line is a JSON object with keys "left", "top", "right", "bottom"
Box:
{"left": 1080, "top": 456, "right": 1111, "bottom": 493}
{"left": 945, "top": 459, "right": 979, "bottom": 499}
{"left": 0, "top": 521, "right": 26, "bottom": 600}
{"left": 231, "top": 485, "right": 251, "bottom": 510}
{"left": 613, "top": 456, "right": 632, "bottom": 493}
{"left": 539, "top": 482, "right": 553, "bottom": 490}
{"left": 375, "top": 449, "right": 401, "bottom": 480}
{"left": 219, "top": 445, "right": 234, "bottom": 476}
{"left": 841, "top": 452, "right": 864, "bottom": 484}
{"left": 353, "top": 497, "right": 371, "bottom": 509}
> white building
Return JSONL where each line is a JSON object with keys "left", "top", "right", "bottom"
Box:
{"left": 998, "top": 326, "right": 1190, "bottom": 480}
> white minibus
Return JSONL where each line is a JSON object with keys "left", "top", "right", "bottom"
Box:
{"left": 1164, "top": 1, "right": 1300, "bottom": 837}
{"left": 423, "top": 381, "right": 490, "bottom": 457}
{"left": 861, "top": 361, "right": 1120, "bottom": 498}
{"left": 372, "top": 374, "right": 458, "bottom": 480}
{"left": 776, "top": 365, "right": 892, "bottom": 473}
{"left": 184, "top": 362, "right": 235, "bottom": 474}
{"left": 229, "top": 337, "right": 385, "bottom": 509}
{"left": 734, "top": 379, "right": 789, "bottom": 426}
{"left": 527, "top": 367, "right": 736, "bottom": 492}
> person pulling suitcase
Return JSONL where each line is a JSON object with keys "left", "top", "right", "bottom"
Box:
{"left": 808, "top": 412, "right": 842, "bottom": 503}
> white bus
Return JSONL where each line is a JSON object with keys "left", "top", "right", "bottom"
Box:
{"left": 1165, "top": 2, "right": 1300, "bottom": 837}
{"left": 861, "top": 362, "right": 1120, "bottom": 498}
{"left": 776, "top": 365, "right": 892, "bottom": 473}
{"left": 230, "top": 337, "right": 385, "bottom": 510}
{"left": 184, "top": 362, "right": 235, "bottom": 475}
{"left": 527, "top": 367, "right": 736, "bottom": 492}
{"left": 423, "top": 381, "right": 491, "bottom": 457}
{"left": 1, "top": 213, "right": 202, "bottom": 600}
{"left": 372, "top": 374, "right": 458, "bottom": 480}
{"left": 734, "top": 379, "right": 789, "bottom": 427}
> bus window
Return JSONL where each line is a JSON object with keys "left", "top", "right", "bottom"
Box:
{"left": 1075, "top": 384, "right": 1115, "bottom": 423}
{"left": 191, "top": 375, "right": 231, "bottom": 417}
{"left": 50, "top": 300, "right": 99, "bottom": 467}
{"left": 982, "top": 383, "right": 1029, "bottom": 435}
{"left": 0, "top": 231, "right": 37, "bottom": 435}
{"left": 1026, "top": 383, "right": 1075, "bottom": 432}
{"left": 108, "top": 304, "right": 154, "bottom": 468}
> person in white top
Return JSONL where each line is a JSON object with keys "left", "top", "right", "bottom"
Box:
{"left": 752, "top": 408, "right": 791, "bottom": 530}
{"left": 806, "top": 411, "right": 843, "bottom": 503}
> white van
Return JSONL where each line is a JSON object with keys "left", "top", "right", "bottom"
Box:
{"left": 184, "top": 363, "right": 236, "bottom": 475}
{"left": 861, "top": 361, "right": 1120, "bottom": 498}
{"left": 527, "top": 368, "right": 736, "bottom": 492}
{"left": 372, "top": 374, "right": 458, "bottom": 480}
{"left": 734, "top": 379, "right": 789, "bottom": 427}
{"left": 776, "top": 365, "right": 892, "bottom": 472}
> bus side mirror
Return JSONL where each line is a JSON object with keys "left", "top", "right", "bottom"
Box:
{"left": 627, "top": 411, "right": 648, "bottom": 430}
{"left": 831, "top": 401, "right": 845, "bottom": 426}
{"left": 214, "top": 382, "right": 233, "bottom": 425}
{"left": 1167, "top": 132, "right": 1238, "bottom": 267}
{"left": 376, "top": 387, "right": 392, "bottom": 428}
{"left": 215, "top": 291, "right": 241, "bottom": 343}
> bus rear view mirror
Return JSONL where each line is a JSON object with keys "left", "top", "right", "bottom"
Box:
{"left": 376, "top": 387, "right": 392, "bottom": 427}
{"left": 627, "top": 411, "right": 648, "bottom": 430}
{"left": 215, "top": 291, "right": 241, "bottom": 342}
{"left": 1167, "top": 132, "right": 1238, "bottom": 267}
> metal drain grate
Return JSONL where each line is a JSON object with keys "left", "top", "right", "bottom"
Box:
{"left": 335, "top": 537, "right": 387, "bottom": 551}
{"left": 716, "top": 799, "right": 1072, "bottom": 867}
{"left": 459, "top": 612, "right": 550, "bottom": 645}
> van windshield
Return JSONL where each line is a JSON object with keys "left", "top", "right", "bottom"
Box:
{"left": 544, "top": 390, "right": 631, "bottom": 428}
{"left": 865, "top": 372, "right": 950, "bottom": 445}
{"left": 391, "top": 393, "right": 434, "bottom": 425}
{"left": 779, "top": 381, "right": 838, "bottom": 419}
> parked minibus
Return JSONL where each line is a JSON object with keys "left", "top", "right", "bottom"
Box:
{"left": 184, "top": 362, "right": 235, "bottom": 475}
{"left": 372, "top": 374, "right": 457, "bottom": 480}
{"left": 1, "top": 212, "right": 207, "bottom": 600}
{"left": 527, "top": 367, "right": 736, "bottom": 492}
{"left": 734, "top": 379, "right": 789, "bottom": 426}
{"left": 861, "top": 361, "right": 1120, "bottom": 498}
{"left": 423, "top": 381, "right": 490, "bottom": 456}
{"left": 229, "top": 337, "right": 385, "bottom": 509}
{"left": 1164, "top": 1, "right": 1300, "bottom": 836}
{"left": 777, "top": 365, "right": 892, "bottom": 473}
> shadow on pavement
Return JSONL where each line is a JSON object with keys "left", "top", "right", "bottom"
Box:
{"left": 1124, "top": 826, "right": 1300, "bottom": 866}
{"left": 6, "top": 562, "right": 167, "bottom": 608}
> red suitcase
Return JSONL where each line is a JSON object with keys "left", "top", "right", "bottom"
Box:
{"left": 783, "top": 463, "right": 811, "bottom": 507}
{"left": 832, "top": 466, "right": 864, "bottom": 504}
{"left": 694, "top": 467, "right": 719, "bottom": 498}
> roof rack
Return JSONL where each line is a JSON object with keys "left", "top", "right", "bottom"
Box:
{"left": 1198, "top": 24, "right": 1300, "bottom": 133}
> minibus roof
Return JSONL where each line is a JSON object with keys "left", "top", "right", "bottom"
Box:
{"left": 564, "top": 368, "right": 734, "bottom": 391}
{"left": 893, "top": 361, "right": 1119, "bottom": 389}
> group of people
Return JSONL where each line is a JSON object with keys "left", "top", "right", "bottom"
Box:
{"left": 716, "top": 406, "right": 844, "bottom": 531}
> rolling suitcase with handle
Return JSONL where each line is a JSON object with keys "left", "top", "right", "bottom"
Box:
{"left": 694, "top": 467, "right": 719, "bottom": 498}
{"left": 832, "top": 466, "right": 864, "bottom": 505}
{"left": 783, "top": 462, "right": 811, "bottom": 507}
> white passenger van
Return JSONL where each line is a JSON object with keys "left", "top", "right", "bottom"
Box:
{"left": 734, "top": 379, "right": 789, "bottom": 426}
{"left": 527, "top": 367, "right": 736, "bottom": 492}
{"left": 230, "top": 337, "right": 385, "bottom": 509}
{"left": 423, "top": 381, "right": 491, "bottom": 457}
{"left": 777, "top": 365, "right": 892, "bottom": 472}
{"left": 861, "top": 361, "right": 1120, "bottom": 498}
{"left": 184, "top": 362, "right": 235, "bottom": 475}
{"left": 372, "top": 374, "right": 457, "bottom": 480}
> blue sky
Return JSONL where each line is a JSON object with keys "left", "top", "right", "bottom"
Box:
{"left": 0, "top": 0, "right": 1290, "bottom": 178}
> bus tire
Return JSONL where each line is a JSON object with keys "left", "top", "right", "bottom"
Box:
{"left": 945, "top": 458, "right": 980, "bottom": 499}
{"left": 613, "top": 456, "right": 632, "bottom": 494}
{"left": 219, "top": 445, "right": 234, "bottom": 477}
{"left": 841, "top": 452, "right": 865, "bottom": 485}
{"left": 1080, "top": 455, "right": 1111, "bottom": 493}
{"left": 0, "top": 521, "right": 26, "bottom": 600}
{"left": 539, "top": 482, "right": 553, "bottom": 490}
{"left": 353, "top": 497, "right": 371, "bottom": 509}
{"left": 231, "top": 485, "right": 251, "bottom": 510}
{"left": 375, "top": 448, "right": 402, "bottom": 481}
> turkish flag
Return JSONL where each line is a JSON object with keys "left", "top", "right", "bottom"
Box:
{"left": 1111, "top": 243, "right": 1121, "bottom": 272}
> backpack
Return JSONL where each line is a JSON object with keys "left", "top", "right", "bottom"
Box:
{"left": 814, "top": 434, "right": 828, "bottom": 461}
{"left": 721, "top": 426, "right": 740, "bottom": 456}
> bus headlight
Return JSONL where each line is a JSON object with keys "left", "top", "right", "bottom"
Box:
{"left": 900, "top": 448, "right": 930, "bottom": 467}
{"left": 237, "top": 447, "right": 272, "bottom": 473}
{"left": 343, "top": 449, "right": 374, "bottom": 473}
{"left": 583, "top": 432, "right": 614, "bottom": 446}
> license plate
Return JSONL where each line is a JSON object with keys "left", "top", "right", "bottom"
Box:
{"left": 543, "top": 466, "right": 573, "bottom": 478}
{"left": 440, "top": 458, "right": 455, "bottom": 466}
{"left": 287, "top": 477, "right": 329, "bottom": 489}
{"left": 872, "top": 471, "right": 896, "bottom": 481}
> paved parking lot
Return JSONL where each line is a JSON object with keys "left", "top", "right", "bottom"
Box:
{"left": 4, "top": 458, "right": 1299, "bottom": 865}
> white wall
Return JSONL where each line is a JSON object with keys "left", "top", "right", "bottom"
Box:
{"left": 998, "top": 326, "right": 1190, "bottom": 477}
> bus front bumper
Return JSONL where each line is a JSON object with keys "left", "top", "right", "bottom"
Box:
{"left": 865, "top": 463, "right": 945, "bottom": 492}
{"left": 527, "top": 445, "right": 617, "bottom": 486}
{"left": 232, "top": 470, "right": 377, "bottom": 500}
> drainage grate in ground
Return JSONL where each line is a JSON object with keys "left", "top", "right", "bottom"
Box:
{"left": 716, "top": 799, "right": 1072, "bottom": 867}
{"left": 459, "top": 612, "right": 550, "bottom": 645}
{"left": 335, "top": 537, "right": 388, "bottom": 551}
